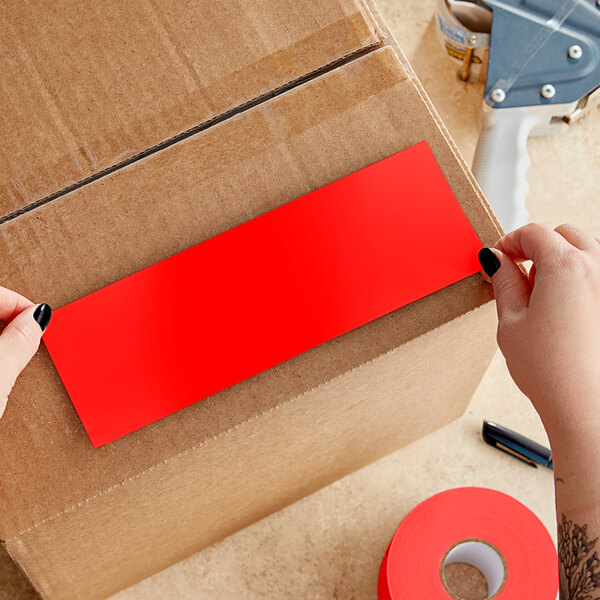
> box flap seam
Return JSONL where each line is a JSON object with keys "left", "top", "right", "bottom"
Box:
{"left": 0, "top": 40, "right": 384, "bottom": 228}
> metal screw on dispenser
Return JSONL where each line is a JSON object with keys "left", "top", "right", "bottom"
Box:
{"left": 467, "top": 34, "right": 478, "bottom": 47}
{"left": 490, "top": 88, "right": 506, "bottom": 103}
{"left": 540, "top": 84, "right": 556, "bottom": 99}
{"left": 568, "top": 45, "right": 583, "bottom": 59}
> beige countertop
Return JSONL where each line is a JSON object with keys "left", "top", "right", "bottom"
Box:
{"left": 2, "top": 1, "right": 598, "bottom": 598}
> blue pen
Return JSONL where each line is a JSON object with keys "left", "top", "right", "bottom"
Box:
{"left": 482, "top": 420, "right": 553, "bottom": 470}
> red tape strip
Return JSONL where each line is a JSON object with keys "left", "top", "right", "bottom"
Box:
{"left": 44, "top": 141, "right": 483, "bottom": 447}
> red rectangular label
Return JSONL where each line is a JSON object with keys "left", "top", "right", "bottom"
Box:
{"left": 43, "top": 141, "right": 483, "bottom": 447}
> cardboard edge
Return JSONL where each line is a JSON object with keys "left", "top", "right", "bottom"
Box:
{"left": 357, "top": 0, "right": 385, "bottom": 41}
{"left": 363, "top": 0, "right": 504, "bottom": 238}
{"left": 4, "top": 544, "right": 46, "bottom": 599}
{"left": 7, "top": 296, "right": 495, "bottom": 544}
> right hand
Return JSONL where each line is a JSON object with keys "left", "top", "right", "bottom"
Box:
{"left": 482, "top": 225, "right": 600, "bottom": 598}
{"left": 0, "top": 287, "right": 51, "bottom": 420}
{"left": 480, "top": 223, "right": 600, "bottom": 441}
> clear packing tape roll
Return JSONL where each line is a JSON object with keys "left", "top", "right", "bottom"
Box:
{"left": 436, "top": 0, "right": 585, "bottom": 92}
{"left": 378, "top": 488, "right": 558, "bottom": 599}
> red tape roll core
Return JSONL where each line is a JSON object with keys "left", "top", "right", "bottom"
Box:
{"left": 378, "top": 488, "right": 558, "bottom": 599}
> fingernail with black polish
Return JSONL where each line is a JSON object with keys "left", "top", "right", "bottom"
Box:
{"left": 33, "top": 304, "right": 52, "bottom": 333}
{"left": 478, "top": 248, "right": 501, "bottom": 278}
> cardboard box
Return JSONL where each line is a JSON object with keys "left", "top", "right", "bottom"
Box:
{"left": 0, "top": 2, "right": 502, "bottom": 599}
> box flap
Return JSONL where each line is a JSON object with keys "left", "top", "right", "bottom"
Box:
{"left": 0, "top": 0, "right": 382, "bottom": 217}
{"left": 0, "top": 47, "right": 500, "bottom": 540}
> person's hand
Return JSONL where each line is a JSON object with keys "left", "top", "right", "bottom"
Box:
{"left": 481, "top": 225, "right": 600, "bottom": 598}
{"left": 478, "top": 223, "right": 600, "bottom": 441}
{"left": 0, "top": 287, "right": 51, "bottom": 420}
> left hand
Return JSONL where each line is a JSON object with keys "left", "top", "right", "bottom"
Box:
{"left": 0, "top": 287, "right": 51, "bottom": 420}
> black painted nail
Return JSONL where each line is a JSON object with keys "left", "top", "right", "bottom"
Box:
{"left": 478, "top": 248, "right": 501, "bottom": 278}
{"left": 33, "top": 304, "right": 52, "bottom": 333}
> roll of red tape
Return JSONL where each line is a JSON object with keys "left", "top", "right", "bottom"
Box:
{"left": 378, "top": 488, "right": 558, "bottom": 599}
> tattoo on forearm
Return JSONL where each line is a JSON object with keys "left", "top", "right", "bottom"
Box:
{"left": 558, "top": 514, "right": 600, "bottom": 599}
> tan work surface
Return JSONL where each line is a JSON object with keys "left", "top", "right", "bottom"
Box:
{"left": 2, "top": 0, "right": 599, "bottom": 598}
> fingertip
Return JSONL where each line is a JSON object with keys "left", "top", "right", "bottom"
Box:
{"left": 478, "top": 247, "right": 501, "bottom": 282}
{"left": 33, "top": 303, "right": 52, "bottom": 334}
{"left": 493, "top": 222, "right": 569, "bottom": 265}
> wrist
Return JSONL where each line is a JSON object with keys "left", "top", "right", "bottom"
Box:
{"left": 545, "top": 416, "right": 600, "bottom": 476}
{"left": 529, "top": 390, "right": 600, "bottom": 441}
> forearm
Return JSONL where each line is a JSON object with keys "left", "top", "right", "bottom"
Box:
{"left": 547, "top": 424, "right": 600, "bottom": 598}
{"left": 481, "top": 224, "right": 600, "bottom": 597}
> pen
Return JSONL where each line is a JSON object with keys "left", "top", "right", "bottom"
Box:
{"left": 482, "top": 420, "right": 553, "bottom": 470}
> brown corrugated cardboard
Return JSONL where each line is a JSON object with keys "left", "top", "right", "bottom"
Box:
{"left": 0, "top": 3, "right": 501, "bottom": 598}
{"left": 0, "top": 0, "right": 382, "bottom": 217}
{"left": 8, "top": 303, "right": 498, "bottom": 600}
{"left": 1, "top": 46, "right": 499, "bottom": 599}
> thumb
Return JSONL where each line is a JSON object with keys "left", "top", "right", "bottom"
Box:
{"left": 478, "top": 248, "right": 531, "bottom": 319}
{"left": 0, "top": 303, "right": 52, "bottom": 419}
